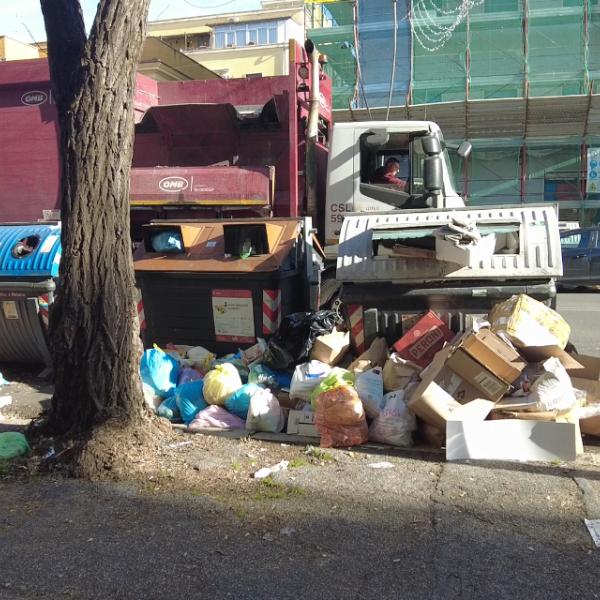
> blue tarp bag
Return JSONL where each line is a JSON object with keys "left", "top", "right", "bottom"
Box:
{"left": 157, "top": 395, "right": 180, "bottom": 421}
{"left": 140, "top": 347, "right": 180, "bottom": 398}
{"left": 175, "top": 379, "right": 208, "bottom": 424}
{"left": 225, "top": 383, "right": 263, "bottom": 420}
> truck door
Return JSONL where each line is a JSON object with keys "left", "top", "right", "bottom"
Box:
{"left": 561, "top": 229, "right": 593, "bottom": 282}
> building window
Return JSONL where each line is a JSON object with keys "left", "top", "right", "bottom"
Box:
{"left": 213, "top": 20, "right": 283, "bottom": 49}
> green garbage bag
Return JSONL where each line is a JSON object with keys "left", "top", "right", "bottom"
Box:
{"left": 0, "top": 432, "right": 30, "bottom": 459}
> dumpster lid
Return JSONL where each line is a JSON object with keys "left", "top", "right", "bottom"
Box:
{"left": 133, "top": 218, "right": 303, "bottom": 274}
{"left": 336, "top": 205, "right": 562, "bottom": 284}
{"left": 0, "top": 223, "right": 61, "bottom": 278}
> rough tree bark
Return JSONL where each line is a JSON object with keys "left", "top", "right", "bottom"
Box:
{"left": 40, "top": 0, "right": 153, "bottom": 459}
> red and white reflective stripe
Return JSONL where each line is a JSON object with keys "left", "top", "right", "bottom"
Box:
{"left": 347, "top": 304, "right": 365, "bottom": 354}
{"left": 135, "top": 288, "right": 146, "bottom": 332}
{"left": 38, "top": 294, "right": 50, "bottom": 329}
{"left": 262, "top": 289, "right": 281, "bottom": 335}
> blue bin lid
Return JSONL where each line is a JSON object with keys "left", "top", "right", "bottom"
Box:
{"left": 0, "top": 224, "right": 61, "bottom": 277}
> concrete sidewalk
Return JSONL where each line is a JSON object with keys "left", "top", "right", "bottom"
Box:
{"left": 1, "top": 434, "right": 600, "bottom": 600}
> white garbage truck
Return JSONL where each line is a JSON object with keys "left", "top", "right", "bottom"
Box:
{"left": 323, "top": 120, "right": 562, "bottom": 352}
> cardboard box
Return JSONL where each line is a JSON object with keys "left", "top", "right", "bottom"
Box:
{"left": 567, "top": 354, "right": 600, "bottom": 437}
{"left": 407, "top": 351, "right": 462, "bottom": 430}
{"left": 286, "top": 410, "right": 319, "bottom": 437}
{"left": 568, "top": 353, "right": 600, "bottom": 381}
{"left": 459, "top": 329, "right": 527, "bottom": 384}
{"left": 435, "top": 233, "right": 496, "bottom": 268}
{"left": 393, "top": 311, "right": 455, "bottom": 368}
{"left": 520, "top": 345, "right": 582, "bottom": 371}
{"left": 446, "top": 420, "right": 579, "bottom": 462}
{"left": 310, "top": 330, "right": 350, "bottom": 366}
{"left": 349, "top": 337, "right": 389, "bottom": 372}
{"left": 382, "top": 353, "right": 420, "bottom": 392}
{"left": 434, "top": 364, "right": 484, "bottom": 405}
{"left": 488, "top": 294, "right": 571, "bottom": 349}
{"left": 445, "top": 349, "right": 510, "bottom": 402}
{"left": 277, "top": 390, "right": 301, "bottom": 410}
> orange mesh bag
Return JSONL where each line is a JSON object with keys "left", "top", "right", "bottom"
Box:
{"left": 314, "top": 385, "right": 368, "bottom": 448}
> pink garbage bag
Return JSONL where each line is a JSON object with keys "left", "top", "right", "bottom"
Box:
{"left": 188, "top": 405, "right": 245, "bottom": 430}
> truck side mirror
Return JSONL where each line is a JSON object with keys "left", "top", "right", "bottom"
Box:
{"left": 424, "top": 155, "right": 443, "bottom": 193}
{"left": 457, "top": 141, "right": 472, "bottom": 160}
{"left": 421, "top": 134, "right": 442, "bottom": 156}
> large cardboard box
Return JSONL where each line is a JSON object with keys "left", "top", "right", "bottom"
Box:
{"left": 393, "top": 311, "right": 455, "bottom": 369}
{"left": 488, "top": 294, "right": 570, "bottom": 349}
{"left": 445, "top": 349, "right": 510, "bottom": 402}
{"left": 459, "top": 329, "right": 526, "bottom": 384}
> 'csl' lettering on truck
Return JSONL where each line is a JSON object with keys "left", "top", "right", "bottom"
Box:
{"left": 408, "top": 328, "right": 444, "bottom": 360}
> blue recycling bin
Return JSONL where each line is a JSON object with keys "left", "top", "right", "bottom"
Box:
{"left": 0, "top": 223, "right": 61, "bottom": 365}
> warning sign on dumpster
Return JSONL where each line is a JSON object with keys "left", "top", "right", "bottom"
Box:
{"left": 212, "top": 289, "right": 255, "bottom": 343}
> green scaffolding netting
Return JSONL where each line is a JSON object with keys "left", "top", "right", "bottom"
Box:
{"left": 307, "top": 0, "right": 600, "bottom": 106}
{"left": 412, "top": 0, "right": 597, "bottom": 102}
{"left": 305, "top": 0, "right": 357, "bottom": 109}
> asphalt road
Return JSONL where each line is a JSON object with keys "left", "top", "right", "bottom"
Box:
{"left": 557, "top": 291, "right": 600, "bottom": 356}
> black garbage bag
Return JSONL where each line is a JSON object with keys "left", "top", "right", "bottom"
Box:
{"left": 263, "top": 310, "right": 339, "bottom": 370}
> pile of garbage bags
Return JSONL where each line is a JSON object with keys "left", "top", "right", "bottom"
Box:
{"left": 140, "top": 296, "right": 600, "bottom": 458}
{"left": 140, "top": 341, "right": 287, "bottom": 434}
{"left": 138, "top": 308, "right": 419, "bottom": 450}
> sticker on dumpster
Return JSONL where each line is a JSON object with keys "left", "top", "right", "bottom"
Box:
{"left": 2, "top": 301, "right": 19, "bottom": 320}
{"left": 212, "top": 289, "right": 255, "bottom": 343}
{"left": 39, "top": 235, "right": 59, "bottom": 254}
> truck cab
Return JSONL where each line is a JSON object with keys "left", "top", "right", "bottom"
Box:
{"left": 324, "top": 121, "right": 469, "bottom": 251}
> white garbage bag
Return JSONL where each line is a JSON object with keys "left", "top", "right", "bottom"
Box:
{"left": 368, "top": 390, "right": 416, "bottom": 447}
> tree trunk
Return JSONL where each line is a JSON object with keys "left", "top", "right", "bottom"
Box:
{"left": 41, "top": 0, "right": 150, "bottom": 438}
